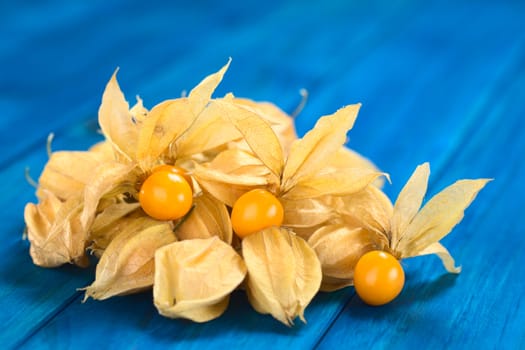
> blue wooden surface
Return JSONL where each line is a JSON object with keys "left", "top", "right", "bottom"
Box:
{"left": 1, "top": 0, "right": 524, "bottom": 348}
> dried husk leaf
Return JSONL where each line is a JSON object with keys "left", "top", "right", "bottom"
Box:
{"left": 233, "top": 98, "right": 298, "bottom": 153}
{"left": 188, "top": 59, "right": 231, "bottom": 113}
{"left": 308, "top": 224, "right": 389, "bottom": 291}
{"left": 80, "top": 162, "right": 135, "bottom": 231}
{"left": 24, "top": 190, "right": 88, "bottom": 267}
{"left": 90, "top": 201, "right": 141, "bottom": 234}
{"left": 281, "top": 197, "right": 335, "bottom": 239}
{"left": 390, "top": 162, "right": 430, "bottom": 246}
{"left": 212, "top": 95, "right": 285, "bottom": 179}
{"left": 193, "top": 163, "right": 268, "bottom": 207}
{"left": 242, "top": 227, "right": 322, "bottom": 326}
{"left": 413, "top": 242, "right": 461, "bottom": 273}
{"left": 136, "top": 98, "right": 197, "bottom": 168}
{"left": 136, "top": 62, "right": 230, "bottom": 169}
{"left": 88, "top": 140, "right": 116, "bottom": 160}
{"left": 168, "top": 64, "right": 243, "bottom": 160}
{"left": 336, "top": 185, "right": 393, "bottom": 237}
{"left": 397, "top": 178, "right": 491, "bottom": 256}
{"left": 291, "top": 223, "right": 334, "bottom": 242}
{"left": 176, "top": 193, "right": 233, "bottom": 244}
{"left": 328, "top": 147, "right": 380, "bottom": 172}
{"left": 89, "top": 203, "right": 143, "bottom": 255}
{"left": 130, "top": 96, "right": 148, "bottom": 123}
{"left": 153, "top": 237, "right": 246, "bottom": 322}
{"left": 326, "top": 146, "right": 385, "bottom": 188}
{"left": 83, "top": 217, "right": 176, "bottom": 300}
{"left": 36, "top": 151, "right": 109, "bottom": 201}
{"left": 98, "top": 70, "right": 136, "bottom": 163}
{"left": 204, "top": 148, "right": 271, "bottom": 178}
{"left": 281, "top": 104, "right": 360, "bottom": 192}
{"left": 174, "top": 102, "right": 242, "bottom": 160}
{"left": 282, "top": 167, "right": 386, "bottom": 200}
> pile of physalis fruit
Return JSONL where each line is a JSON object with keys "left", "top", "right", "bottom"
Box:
{"left": 24, "top": 60, "right": 490, "bottom": 326}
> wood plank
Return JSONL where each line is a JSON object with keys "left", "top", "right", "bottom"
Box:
{"left": 0, "top": 123, "right": 104, "bottom": 349}
{"left": 317, "top": 33, "right": 525, "bottom": 350}
{"left": 1, "top": 0, "right": 289, "bottom": 166}
{"left": 3, "top": 0, "right": 524, "bottom": 349}
{"left": 2, "top": 1, "right": 426, "bottom": 347}
{"left": 0, "top": 0, "right": 418, "bottom": 166}
{"left": 318, "top": 93, "right": 525, "bottom": 349}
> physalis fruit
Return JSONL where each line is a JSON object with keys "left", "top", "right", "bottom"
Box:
{"left": 139, "top": 170, "right": 193, "bottom": 221}
{"left": 231, "top": 189, "right": 284, "bottom": 238}
{"left": 152, "top": 165, "right": 194, "bottom": 192}
{"left": 353, "top": 250, "right": 405, "bottom": 306}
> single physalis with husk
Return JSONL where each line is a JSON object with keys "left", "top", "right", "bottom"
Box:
{"left": 23, "top": 60, "right": 490, "bottom": 326}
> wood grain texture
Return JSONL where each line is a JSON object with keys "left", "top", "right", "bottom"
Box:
{"left": 1, "top": 0, "right": 524, "bottom": 349}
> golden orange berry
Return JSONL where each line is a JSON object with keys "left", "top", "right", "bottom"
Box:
{"left": 231, "top": 189, "right": 284, "bottom": 238}
{"left": 152, "top": 165, "right": 194, "bottom": 192}
{"left": 139, "top": 171, "right": 193, "bottom": 221}
{"left": 353, "top": 250, "right": 405, "bottom": 306}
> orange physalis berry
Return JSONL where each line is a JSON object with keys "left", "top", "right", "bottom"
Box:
{"left": 231, "top": 189, "right": 284, "bottom": 238}
{"left": 139, "top": 170, "right": 193, "bottom": 221}
{"left": 152, "top": 165, "right": 194, "bottom": 192}
{"left": 353, "top": 250, "right": 405, "bottom": 306}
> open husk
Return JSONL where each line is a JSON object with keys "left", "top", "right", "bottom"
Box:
{"left": 83, "top": 217, "right": 176, "bottom": 300}
{"left": 24, "top": 190, "right": 88, "bottom": 267}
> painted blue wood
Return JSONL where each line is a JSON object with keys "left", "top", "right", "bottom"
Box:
{"left": 1, "top": 1, "right": 425, "bottom": 347}
{"left": 1, "top": 0, "right": 524, "bottom": 349}
{"left": 0, "top": 124, "right": 104, "bottom": 349}
{"left": 318, "top": 54, "right": 525, "bottom": 349}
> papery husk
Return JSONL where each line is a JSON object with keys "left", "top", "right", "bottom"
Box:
{"left": 90, "top": 201, "right": 141, "bottom": 235}
{"left": 281, "top": 104, "right": 360, "bottom": 192}
{"left": 193, "top": 163, "right": 269, "bottom": 207}
{"left": 176, "top": 193, "right": 233, "bottom": 244}
{"left": 282, "top": 167, "right": 386, "bottom": 200}
{"left": 381, "top": 163, "right": 491, "bottom": 274}
{"left": 153, "top": 237, "right": 246, "bottom": 322}
{"left": 281, "top": 197, "right": 335, "bottom": 240}
{"left": 396, "top": 178, "right": 491, "bottom": 257}
{"left": 212, "top": 95, "right": 285, "bottom": 180}
{"left": 136, "top": 61, "right": 230, "bottom": 170}
{"left": 232, "top": 97, "right": 298, "bottom": 154}
{"left": 79, "top": 162, "right": 136, "bottom": 231}
{"left": 173, "top": 100, "right": 242, "bottom": 160}
{"left": 242, "top": 227, "right": 322, "bottom": 326}
{"left": 129, "top": 96, "right": 148, "bottom": 123}
{"left": 390, "top": 163, "right": 430, "bottom": 246}
{"left": 336, "top": 185, "right": 393, "bottom": 237}
{"left": 83, "top": 217, "right": 175, "bottom": 300}
{"left": 88, "top": 140, "right": 116, "bottom": 160}
{"left": 89, "top": 207, "right": 144, "bottom": 256}
{"left": 328, "top": 147, "right": 380, "bottom": 173}
{"left": 204, "top": 148, "right": 272, "bottom": 178}
{"left": 291, "top": 223, "right": 334, "bottom": 242}
{"left": 414, "top": 241, "right": 461, "bottom": 273}
{"left": 308, "top": 224, "right": 389, "bottom": 291}
{"left": 136, "top": 98, "right": 199, "bottom": 168}
{"left": 98, "top": 69, "right": 137, "bottom": 163}
{"left": 24, "top": 190, "right": 88, "bottom": 267}
{"left": 36, "top": 150, "right": 111, "bottom": 201}
{"left": 326, "top": 146, "right": 385, "bottom": 188}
